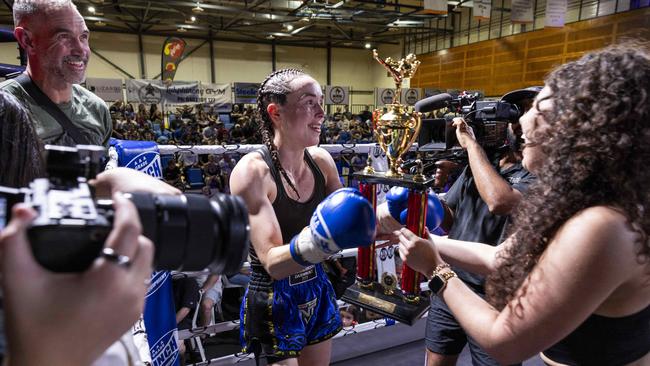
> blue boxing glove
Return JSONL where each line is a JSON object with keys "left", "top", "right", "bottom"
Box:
{"left": 290, "top": 188, "right": 376, "bottom": 266}
{"left": 386, "top": 186, "right": 409, "bottom": 222}
{"left": 398, "top": 191, "right": 445, "bottom": 231}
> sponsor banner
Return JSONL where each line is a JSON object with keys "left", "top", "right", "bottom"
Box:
{"left": 161, "top": 37, "right": 186, "bottom": 86}
{"left": 545, "top": 0, "right": 567, "bottom": 27}
{"left": 422, "top": 0, "right": 447, "bottom": 14}
{"left": 511, "top": 0, "right": 535, "bottom": 23}
{"left": 144, "top": 271, "right": 180, "bottom": 366}
{"left": 630, "top": 0, "right": 649, "bottom": 9}
{"left": 234, "top": 82, "right": 260, "bottom": 104}
{"left": 86, "top": 77, "right": 123, "bottom": 101}
{"left": 325, "top": 85, "right": 350, "bottom": 105}
{"left": 473, "top": 0, "right": 492, "bottom": 20}
{"left": 375, "top": 88, "right": 396, "bottom": 106}
{"left": 201, "top": 82, "right": 232, "bottom": 112}
{"left": 126, "top": 79, "right": 200, "bottom": 105}
{"left": 401, "top": 88, "right": 421, "bottom": 106}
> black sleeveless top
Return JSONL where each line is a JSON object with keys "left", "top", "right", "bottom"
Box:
{"left": 543, "top": 304, "right": 650, "bottom": 365}
{"left": 248, "top": 146, "right": 327, "bottom": 286}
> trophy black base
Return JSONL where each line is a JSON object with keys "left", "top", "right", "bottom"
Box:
{"left": 341, "top": 282, "right": 430, "bottom": 326}
{"left": 353, "top": 171, "right": 435, "bottom": 190}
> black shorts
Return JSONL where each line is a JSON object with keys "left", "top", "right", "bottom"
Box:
{"left": 426, "top": 295, "right": 520, "bottom": 366}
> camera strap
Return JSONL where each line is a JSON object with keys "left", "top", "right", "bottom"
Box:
{"left": 15, "top": 73, "right": 91, "bottom": 145}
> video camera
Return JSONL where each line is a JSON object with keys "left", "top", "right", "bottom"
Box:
{"left": 403, "top": 87, "right": 541, "bottom": 177}
{"left": 0, "top": 145, "right": 249, "bottom": 274}
{"left": 415, "top": 91, "right": 520, "bottom": 151}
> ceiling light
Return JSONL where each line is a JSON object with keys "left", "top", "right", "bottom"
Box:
{"left": 266, "top": 34, "right": 275, "bottom": 40}
{"left": 192, "top": 2, "right": 204, "bottom": 13}
{"left": 300, "top": 17, "right": 310, "bottom": 22}
{"left": 95, "top": 20, "right": 106, "bottom": 26}
{"left": 364, "top": 42, "right": 372, "bottom": 49}
{"left": 88, "top": 6, "right": 96, "bottom": 13}
{"left": 191, "top": 16, "right": 196, "bottom": 22}
{"left": 177, "top": 26, "right": 187, "bottom": 32}
{"left": 285, "top": 24, "right": 294, "bottom": 31}
{"left": 330, "top": 1, "right": 345, "bottom": 8}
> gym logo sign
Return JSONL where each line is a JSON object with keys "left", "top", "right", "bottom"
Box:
{"left": 325, "top": 86, "right": 349, "bottom": 105}
{"left": 298, "top": 298, "right": 318, "bottom": 325}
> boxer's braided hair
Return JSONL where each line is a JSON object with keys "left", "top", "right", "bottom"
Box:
{"left": 257, "top": 68, "right": 306, "bottom": 199}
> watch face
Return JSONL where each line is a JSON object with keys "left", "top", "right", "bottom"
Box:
{"left": 428, "top": 275, "right": 445, "bottom": 294}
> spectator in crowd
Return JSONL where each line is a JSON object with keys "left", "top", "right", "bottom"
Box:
{"left": 198, "top": 274, "right": 223, "bottom": 327}
{"left": 339, "top": 305, "right": 359, "bottom": 328}
{"left": 359, "top": 105, "right": 373, "bottom": 124}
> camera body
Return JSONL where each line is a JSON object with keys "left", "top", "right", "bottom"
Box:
{"left": 0, "top": 145, "right": 249, "bottom": 274}
{"left": 446, "top": 93, "right": 519, "bottom": 150}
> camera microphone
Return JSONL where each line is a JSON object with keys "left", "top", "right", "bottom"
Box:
{"left": 414, "top": 93, "right": 453, "bottom": 113}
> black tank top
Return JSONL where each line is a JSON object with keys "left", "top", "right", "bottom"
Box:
{"left": 249, "top": 146, "right": 327, "bottom": 286}
{"left": 543, "top": 304, "right": 650, "bottom": 365}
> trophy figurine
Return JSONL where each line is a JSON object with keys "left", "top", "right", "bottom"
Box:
{"left": 373, "top": 49, "right": 422, "bottom": 177}
{"left": 342, "top": 50, "right": 433, "bottom": 325}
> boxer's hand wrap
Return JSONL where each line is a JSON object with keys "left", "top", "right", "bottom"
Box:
{"left": 289, "top": 188, "right": 376, "bottom": 266}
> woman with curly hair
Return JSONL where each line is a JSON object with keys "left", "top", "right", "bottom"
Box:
{"left": 396, "top": 43, "right": 650, "bottom": 365}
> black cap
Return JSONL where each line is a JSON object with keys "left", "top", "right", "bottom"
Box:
{"left": 500, "top": 86, "right": 543, "bottom": 104}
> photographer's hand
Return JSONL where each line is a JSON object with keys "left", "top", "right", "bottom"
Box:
{"left": 91, "top": 167, "right": 182, "bottom": 198}
{"left": 453, "top": 117, "right": 477, "bottom": 150}
{"left": 0, "top": 193, "right": 154, "bottom": 366}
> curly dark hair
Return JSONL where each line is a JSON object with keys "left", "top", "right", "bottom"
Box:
{"left": 0, "top": 90, "right": 44, "bottom": 187}
{"left": 486, "top": 43, "right": 650, "bottom": 310}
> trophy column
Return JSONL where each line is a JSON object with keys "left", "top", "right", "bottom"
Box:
{"left": 357, "top": 182, "right": 376, "bottom": 288}
{"left": 401, "top": 190, "right": 427, "bottom": 300}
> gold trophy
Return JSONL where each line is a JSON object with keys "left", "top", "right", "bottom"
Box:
{"left": 343, "top": 51, "right": 433, "bottom": 326}
{"left": 372, "top": 49, "right": 422, "bottom": 177}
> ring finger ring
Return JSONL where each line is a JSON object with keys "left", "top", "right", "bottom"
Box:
{"left": 101, "top": 247, "right": 132, "bottom": 268}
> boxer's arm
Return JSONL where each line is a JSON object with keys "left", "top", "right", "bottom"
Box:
{"left": 230, "top": 154, "right": 305, "bottom": 279}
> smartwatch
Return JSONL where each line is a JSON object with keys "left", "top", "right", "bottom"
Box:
{"left": 428, "top": 267, "right": 457, "bottom": 295}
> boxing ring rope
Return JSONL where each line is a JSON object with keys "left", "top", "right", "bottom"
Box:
{"left": 158, "top": 142, "right": 426, "bottom": 365}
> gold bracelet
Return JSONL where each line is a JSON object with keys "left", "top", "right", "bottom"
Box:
{"left": 433, "top": 263, "right": 450, "bottom": 274}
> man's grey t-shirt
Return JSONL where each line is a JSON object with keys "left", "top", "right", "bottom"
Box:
{"left": 0, "top": 78, "right": 112, "bottom": 147}
{"left": 443, "top": 162, "right": 535, "bottom": 291}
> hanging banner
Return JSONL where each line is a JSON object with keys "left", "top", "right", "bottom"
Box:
{"left": 511, "top": 0, "right": 535, "bottom": 23}
{"left": 126, "top": 79, "right": 200, "bottom": 105}
{"left": 161, "top": 37, "right": 186, "bottom": 86}
{"left": 86, "top": 77, "right": 123, "bottom": 101}
{"left": 325, "top": 86, "right": 350, "bottom": 105}
{"left": 234, "top": 82, "right": 260, "bottom": 104}
{"left": 401, "top": 88, "right": 421, "bottom": 106}
{"left": 200, "top": 82, "right": 232, "bottom": 112}
{"left": 422, "top": 0, "right": 447, "bottom": 14}
{"left": 545, "top": 0, "right": 567, "bottom": 28}
{"left": 473, "top": 0, "right": 492, "bottom": 20}
{"left": 597, "top": 0, "right": 617, "bottom": 14}
{"left": 375, "top": 88, "right": 396, "bottom": 106}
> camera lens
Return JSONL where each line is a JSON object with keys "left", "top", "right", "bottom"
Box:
{"left": 129, "top": 192, "right": 249, "bottom": 274}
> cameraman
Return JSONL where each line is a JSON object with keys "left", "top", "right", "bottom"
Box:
{"left": 424, "top": 101, "right": 536, "bottom": 366}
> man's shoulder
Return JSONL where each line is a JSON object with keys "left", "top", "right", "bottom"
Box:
{"left": 0, "top": 78, "right": 27, "bottom": 98}
{"left": 73, "top": 84, "right": 109, "bottom": 110}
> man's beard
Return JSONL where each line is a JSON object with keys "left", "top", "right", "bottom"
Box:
{"left": 49, "top": 56, "right": 88, "bottom": 85}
